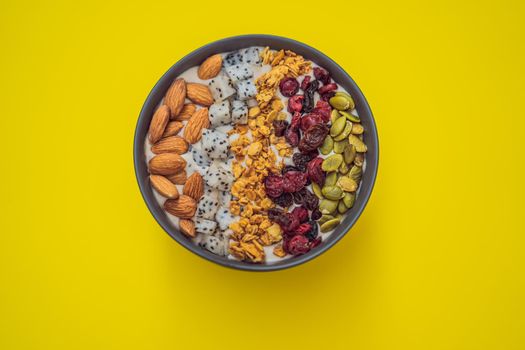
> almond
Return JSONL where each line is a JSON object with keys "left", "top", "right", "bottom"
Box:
{"left": 186, "top": 83, "right": 214, "bottom": 106}
{"left": 167, "top": 170, "right": 187, "bottom": 185}
{"left": 151, "top": 136, "right": 189, "bottom": 154}
{"left": 179, "top": 219, "right": 196, "bottom": 238}
{"left": 148, "top": 105, "right": 170, "bottom": 143}
{"left": 149, "top": 175, "right": 179, "bottom": 199}
{"left": 183, "top": 172, "right": 204, "bottom": 201}
{"left": 164, "top": 195, "right": 197, "bottom": 219}
{"left": 148, "top": 153, "right": 186, "bottom": 175}
{"left": 174, "top": 103, "right": 196, "bottom": 121}
{"left": 197, "top": 54, "right": 222, "bottom": 80}
{"left": 162, "top": 121, "right": 183, "bottom": 137}
{"left": 165, "top": 78, "right": 186, "bottom": 118}
{"left": 183, "top": 108, "right": 209, "bottom": 144}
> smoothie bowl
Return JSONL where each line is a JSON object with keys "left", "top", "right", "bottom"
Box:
{"left": 134, "top": 35, "right": 378, "bottom": 271}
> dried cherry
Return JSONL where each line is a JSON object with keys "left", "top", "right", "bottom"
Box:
{"left": 311, "top": 208, "right": 322, "bottom": 221}
{"left": 300, "top": 75, "right": 311, "bottom": 91}
{"left": 273, "top": 120, "right": 288, "bottom": 137}
{"left": 279, "top": 77, "right": 299, "bottom": 97}
{"left": 273, "top": 192, "right": 293, "bottom": 208}
{"left": 307, "top": 157, "right": 325, "bottom": 185}
{"left": 264, "top": 175, "right": 284, "bottom": 198}
{"left": 286, "top": 235, "right": 311, "bottom": 255}
{"left": 299, "top": 123, "right": 329, "bottom": 153}
{"left": 300, "top": 113, "right": 324, "bottom": 132}
{"left": 285, "top": 128, "right": 300, "bottom": 147}
{"left": 305, "top": 221, "right": 319, "bottom": 241}
{"left": 302, "top": 80, "right": 319, "bottom": 113}
{"left": 293, "top": 152, "right": 315, "bottom": 172}
{"left": 282, "top": 171, "right": 308, "bottom": 193}
{"left": 303, "top": 190, "right": 319, "bottom": 211}
{"left": 313, "top": 67, "right": 331, "bottom": 85}
{"left": 318, "top": 83, "right": 337, "bottom": 95}
{"left": 291, "top": 206, "right": 309, "bottom": 224}
{"left": 312, "top": 100, "right": 332, "bottom": 123}
{"left": 320, "top": 91, "right": 336, "bottom": 102}
{"left": 287, "top": 95, "right": 304, "bottom": 113}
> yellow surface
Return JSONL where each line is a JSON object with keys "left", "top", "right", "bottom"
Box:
{"left": 1, "top": 0, "right": 524, "bottom": 349}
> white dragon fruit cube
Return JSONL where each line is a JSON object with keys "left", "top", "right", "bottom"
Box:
{"left": 191, "top": 141, "right": 212, "bottom": 167}
{"left": 194, "top": 218, "right": 217, "bottom": 235}
{"left": 236, "top": 79, "right": 257, "bottom": 101}
{"left": 241, "top": 47, "right": 263, "bottom": 66}
{"left": 208, "top": 100, "right": 231, "bottom": 128}
{"left": 225, "top": 63, "right": 253, "bottom": 84}
{"left": 223, "top": 51, "right": 243, "bottom": 67}
{"left": 196, "top": 192, "right": 219, "bottom": 219}
{"left": 231, "top": 99, "right": 248, "bottom": 125}
{"left": 198, "top": 233, "right": 228, "bottom": 256}
{"left": 204, "top": 163, "right": 233, "bottom": 191}
{"left": 201, "top": 129, "right": 230, "bottom": 160}
{"left": 215, "top": 206, "right": 236, "bottom": 231}
{"left": 208, "top": 72, "right": 236, "bottom": 102}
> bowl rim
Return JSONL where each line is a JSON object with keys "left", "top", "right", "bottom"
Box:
{"left": 133, "top": 34, "right": 379, "bottom": 272}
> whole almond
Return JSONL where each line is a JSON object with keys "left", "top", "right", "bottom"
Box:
{"left": 167, "top": 170, "right": 187, "bottom": 185}
{"left": 183, "top": 172, "right": 204, "bottom": 201}
{"left": 149, "top": 175, "right": 179, "bottom": 199}
{"left": 164, "top": 195, "right": 197, "bottom": 219}
{"left": 186, "top": 83, "right": 214, "bottom": 106}
{"left": 151, "top": 136, "right": 189, "bottom": 154}
{"left": 179, "top": 219, "right": 196, "bottom": 238}
{"left": 148, "top": 153, "right": 186, "bottom": 175}
{"left": 148, "top": 105, "right": 170, "bottom": 144}
{"left": 165, "top": 78, "right": 186, "bottom": 118}
{"left": 174, "top": 103, "right": 196, "bottom": 121}
{"left": 197, "top": 54, "right": 222, "bottom": 80}
{"left": 183, "top": 108, "right": 209, "bottom": 144}
{"left": 162, "top": 121, "right": 183, "bottom": 137}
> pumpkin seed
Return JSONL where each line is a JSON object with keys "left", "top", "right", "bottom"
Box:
{"left": 340, "top": 110, "right": 360, "bottom": 122}
{"left": 320, "top": 218, "right": 341, "bottom": 232}
{"left": 348, "top": 165, "right": 362, "bottom": 182}
{"left": 325, "top": 171, "right": 338, "bottom": 187}
{"left": 339, "top": 161, "right": 350, "bottom": 174}
{"left": 329, "top": 96, "right": 351, "bottom": 111}
{"left": 337, "top": 176, "right": 358, "bottom": 192}
{"left": 343, "top": 192, "right": 355, "bottom": 208}
{"left": 343, "top": 144, "right": 357, "bottom": 164}
{"left": 335, "top": 91, "right": 355, "bottom": 109}
{"left": 330, "top": 117, "right": 346, "bottom": 137}
{"left": 319, "top": 214, "right": 335, "bottom": 225}
{"left": 322, "top": 154, "right": 343, "bottom": 172}
{"left": 322, "top": 185, "right": 345, "bottom": 200}
{"left": 330, "top": 109, "right": 340, "bottom": 123}
{"left": 333, "top": 139, "right": 348, "bottom": 153}
{"left": 319, "top": 199, "right": 338, "bottom": 214}
{"left": 333, "top": 121, "right": 353, "bottom": 141}
{"left": 312, "top": 182, "right": 323, "bottom": 198}
{"left": 354, "top": 152, "right": 364, "bottom": 167}
{"left": 348, "top": 134, "right": 368, "bottom": 152}
{"left": 319, "top": 135, "right": 334, "bottom": 155}
{"left": 338, "top": 200, "right": 348, "bottom": 214}
{"left": 351, "top": 123, "right": 364, "bottom": 135}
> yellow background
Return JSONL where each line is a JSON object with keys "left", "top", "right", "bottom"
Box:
{"left": 1, "top": 0, "right": 524, "bottom": 349}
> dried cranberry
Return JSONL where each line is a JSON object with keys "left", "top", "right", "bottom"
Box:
{"left": 310, "top": 236, "right": 322, "bottom": 248}
{"left": 303, "top": 190, "right": 319, "bottom": 211}
{"left": 291, "top": 206, "right": 309, "bottom": 223}
{"left": 273, "top": 120, "right": 288, "bottom": 137}
{"left": 312, "top": 100, "right": 332, "bottom": 123}
{"left": 282, "top": 171, "right": 308, "bottom": 193}
{"left": 287, "top": 235, "right": 311, "bottom": 255}
{"left": 284, "top": 128, "right": 300, "bottom": 147}
{"left": 304, "top": 123, "right": 329, "bottom": 148}
{"left": 294, "top": 222, "right": 312, "bottom": 236}
{"left": 287, "top": 95, "right": 304, "bottom": 113}
{"left": 311, "top": 208, "right": 322, "bottom": 221}
{"left": 307, "top": 157, "right": 325, "bottom": 185}
{"left": 273, "top": 192, "right": 293, "bottom": 208}
{"left": 279, "top": 77, "right": 299, "bottom": 97}
{"left": 320, "top": 91, "right": 336, "bottom": 102}
{"left": 290, "top": 112, "right": 301, "bottom": 131}
{"left": 313, "top": 67, "right": 331, "bottom": 85}
{"left": 268, "top": 208, "right": 291, "bottom": 228}
{"left": 305, "top": 221, "right": 319, "bottom": 241}
{"left": 264, "top": 175, "right": 284, "bottom": 198}
{"left": 318, "top": 83, "right": 337, "bottom": 95}
{"left": 300, "top": 75, "right": 311, "bottom": 90}
{"left": 300, "top": 113, "right": 324, "bottom": 132}
{"left": 292, "top": 188, "right": 306, "bottom": 204}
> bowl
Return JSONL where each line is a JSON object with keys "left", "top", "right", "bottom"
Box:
{"left": 134, "top": 34, "right": 379, "bottom": 271}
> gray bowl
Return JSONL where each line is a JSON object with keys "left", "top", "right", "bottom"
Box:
{"left": 134, "top": 34, "right": 379, "bottom": 271}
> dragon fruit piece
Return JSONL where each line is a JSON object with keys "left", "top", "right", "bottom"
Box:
{"left": 215, "top": 206, "right": 236, "bottom": 231}
{"left": 192, "top": 141, "right": 212, "bottom": 167}
{"left": 196, "top": 191, "right": 220, "bottom": 219}
{"left": 204, "top": 185, "right": 219, "bottom": 200}
{"left": 231, "top": 99, "right": 248, "bottom": 125}
{"left": 219, "top": 191, "right": 232, "bottom": 207}
{"left": 240, "top": 47, "right": 263, "bottom": 65}
{"left": 198, "top": 233, "right": 228, "bottom": 256}
{"left": 194, "top": 218, "right": 218, "bottom": 235}
{"left": 201, "top": 129, "right": 230, "bottom": 160}
{"left": 223, "top": 51, "right": 243, "bottom": 67}
{"left": 182, "top": 152, "right": 208, "bottom": 176}
{"left": 225, "top": 63, "right": 253, "bottom": 84}
{"left": 236, "top": 79, "right": 257, "bottom": 101}
{"left": 204, "top": 163, "right": 234, "bottom": 191}
{"left": 208, "top": 72, "right": 236, "bottom": 102}
{"left": 208, "top": 101, "right": 231, "bottom": 128}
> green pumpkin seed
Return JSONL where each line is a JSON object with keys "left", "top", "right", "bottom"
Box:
{"left": 348, "top": 165, "right": 362, "bottom": 182}
{"left": 333, "top": 121, "right": 353, "bottom": 141}
{"left": 330, "top": 117, "right": 346, "bottom": 137}
{"left": 325, "top": 171, "right": 338, "bottom": 187}
{"left": 319, "top": 135, "right": 334, "bottom": 155}
{"left": 330, "top": 109, "right": 341, "bottom": 124}
{"left": 320, "top": 218, "right": 341, "bottom": 232}
{"left": 337, "top": 176, "right": 358, "bottom": 192}
{"left": 339, "top": 161, "right": 350, "bottom": 174}
{"left": 351, "top": 123, "right": 364, "bottom": 135}
{"left": 343, "top": 144, "right": 357, "bottom": 164}
{"left": 319, "top": 214, "right": 335, "bottom": 225}
{"left": 329, "top": 96, "right": 351, "bottom": 111}
{"left": 335, "top": 91, "right": 355, "bottom": 110}
{"left": 322, "top": 185, "right": 345, "bottom": 200}
{"left": 348, "top": 134, "right": 368, "bottom": 152}
{"left": 322, "top": 154, "right": 343, "bottom": 172}
{"left": 343, "top": 192, "right": 355, "bottom": 209}
{"left": 333, "top": 139, "right": 348, "bottom": 154}
{"left": 340, "top": 110, "right": 360, "bottom": 122}
{"left": 338, "top": 200, "right": 348, "bottom": 214}
{"left": 319, "top": 199, "right": 338, "bottom": 214}
{"left": 312, "top": 182, "right": 323, "bottom": 198}
{"left": 354, "top": 153, "right": 364, "bottom": 167}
